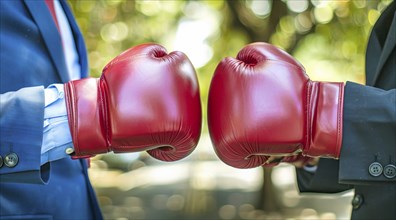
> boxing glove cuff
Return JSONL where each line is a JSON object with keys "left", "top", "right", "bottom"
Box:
{"left": 64, "top": 77, "right": 109, "bottom": 158}
{"left": 304, "top": 81, "right": 344, "bottom": 158}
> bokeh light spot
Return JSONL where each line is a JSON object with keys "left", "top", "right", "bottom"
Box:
{"left": 218, "top": 204, "right": 237, "bottom": 220}
{"left": 314, "top": 5, "right": 334, "bottom": 24}
{"left": 368, "top": 9, "right": 381, "bottom": 26}
{"left": 287, "top": 0, "right": 309, "bottom": 13}
{"left": 248, "top": 0, "right": 271, "bottom": 17}
{"left": 100, "top": 22, "right": 129, "bottom": 42}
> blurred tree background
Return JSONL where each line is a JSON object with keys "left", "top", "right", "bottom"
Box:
{"left": 67, "top": 0, "right": 393, "bottom": 219}
{"left": 69, "top": 0, "right": 391, "bottom": 133}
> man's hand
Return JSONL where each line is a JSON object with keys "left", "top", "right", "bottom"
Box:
{"left": 265, "top": 156, "right": 319, "bottom": 168}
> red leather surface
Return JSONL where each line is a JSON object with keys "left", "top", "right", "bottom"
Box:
{"left": 208, "top": 42, "right": 343, "bottom": 168}
{"left": 64, "top": 78, "right": 107, "bottom": 157}
{"left": 65, "top": 43, "right": 202, "bottom": 161}
{"left": 306, "top": 81, "right": 344, "bottom": 158}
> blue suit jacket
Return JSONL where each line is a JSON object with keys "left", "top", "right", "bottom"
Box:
{"left": 0, "top": 1, "right": 102, "bottom": 219}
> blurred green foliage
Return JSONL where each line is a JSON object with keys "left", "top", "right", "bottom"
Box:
{"left": 68, "top": 0, "right": 392, "bottom": 132}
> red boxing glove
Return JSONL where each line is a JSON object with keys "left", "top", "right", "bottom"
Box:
{"left": 208, "top": 42, "right": 344, "bottom": 168}
{"left": 64, "top": 43, "right": 202, "bottom": 161}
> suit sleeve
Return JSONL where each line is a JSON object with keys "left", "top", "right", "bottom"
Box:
{"left": 339, "top": 81, "right": 396, "bottom": 184}
{"left": 296, "top": 159, "right": 353, "bottom": 193}
{"left": 296, "top": 81, "right": 396, "bottom": 193}
{"left": 0, "top": 86, "right": 51, "bottom": 184}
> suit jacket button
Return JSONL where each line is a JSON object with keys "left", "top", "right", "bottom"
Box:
{"left": 4, "top": 153, "right": 18, "bottom": 168}
{"left": 352, "top": 194, "right": 364, "bottom": 210}
{"left": 383, "top": 164, "right": 396, "bottom": 178}
{"left": 0, "top": 155, "right": 3, "bottom": 168}
{"left": 368, "top": 162, "right": 383, "bottom": 176}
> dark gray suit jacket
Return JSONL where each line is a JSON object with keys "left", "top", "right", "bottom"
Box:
{"left": 297, "top": 2, "right": 396, "bottom": 219}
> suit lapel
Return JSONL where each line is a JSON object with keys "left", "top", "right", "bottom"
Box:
{"left": 365, "top": 26, "right": 382, "bottom": 86}
{"left": 23, "top": 0, "right": 70, "bottom": 83}
{"left": 372, "top": 9, "right": 396, "bottom": 85}
{"left": 59, "top": 0, "right": 89, "bottom": 78}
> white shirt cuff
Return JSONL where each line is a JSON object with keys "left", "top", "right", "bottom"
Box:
{"left": 42, "top": 84, "right": 73, "bottom": 164}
